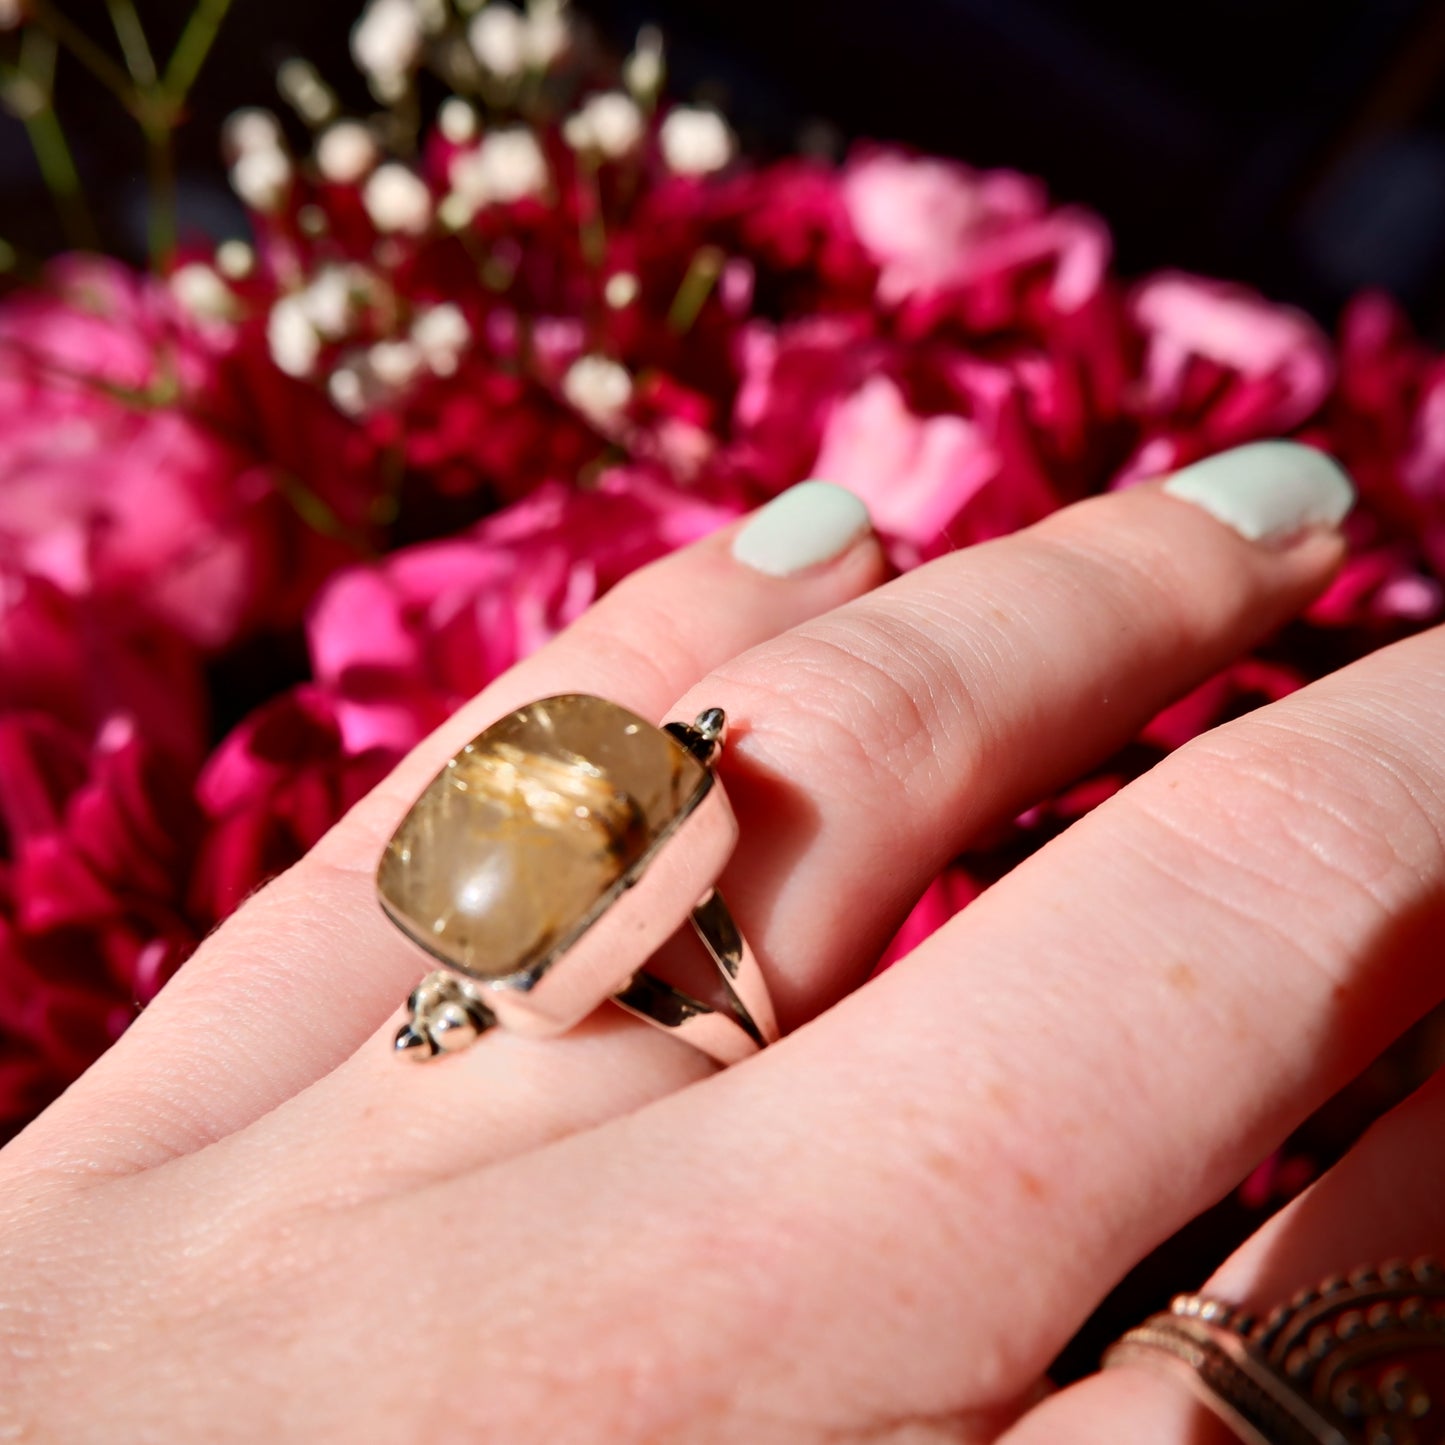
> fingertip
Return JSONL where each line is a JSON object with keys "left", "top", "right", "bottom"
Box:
{"left": 730, "top": 481, "right": 875, "bottom": 578}
{"left": 1158, "top": 441, "right": 1357, "bottom": 545}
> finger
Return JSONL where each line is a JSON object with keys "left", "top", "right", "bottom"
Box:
{"left": 996, "top": 1370, "right": 1234, "bottom": 1445}
{"left": 213, "top": 444, "right": 1351, "bottom": 1207}
{"left": 10, "top": 485, "right": 884, "bottom": 1177}
{"left": 424, "top": 617, "right": 1445, "bottom": 1440}
{"left": 1000, "top": 1056, "right": 1445, "bottom": 1445}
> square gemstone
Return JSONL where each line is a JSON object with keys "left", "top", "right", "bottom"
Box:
{"left": 377, "top": 695, "right": 709, "bottom": 984}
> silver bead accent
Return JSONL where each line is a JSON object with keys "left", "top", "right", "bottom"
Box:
{"left": 397, "top": 970, "right": 497, "bottom": 1059}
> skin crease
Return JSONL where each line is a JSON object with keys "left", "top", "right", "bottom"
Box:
{"left": 3, "top": 481, "right": 1444, "bottom": 1444}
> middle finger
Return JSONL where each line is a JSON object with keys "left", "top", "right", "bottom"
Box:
{"left": 222, "top": 441, "right": 1354, "bottom": 1200}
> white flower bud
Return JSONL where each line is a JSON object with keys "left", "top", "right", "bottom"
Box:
{"left": 328, "top": 364, "right": 369, "bottom": 417}
{"left": 449, "top": 128, "right": 549, "bottom": 208}
{"left": 268, "top": 296, "right": 322, "bottom": 377}
{"left": 623, "top": 25, "right": 664, "bottom": 102}
{"left": 230, "top": 146, "right": 293, "bottom": 212}
{"left": 223, "top": 107, "right": 284, "bottom": 160}
{"left": 563, "top": 91, "right": 644, "bottom": 160}
{"left": 604, "top": 271, "right": 640, "bottom": 309}
{"left": 437, "top": 192, "right": 476, "bottom": 230}
{"left": 170, "top": 264, "right": 237, "bottom": 322}
{"left": 468, "top": 3, "right": 527, "bottom": 80}
{"left": 278, "top": 57, "right": 337, "bottom": 126}
{"left": 351, "top": 0, "right": 423, "bottom": 86}
{"left": 363, "top": 163, "right": 433, "bottom": 234}
{"left": 216, "top": 239, "right": 256, "bottom": 279}
{"left": 438, "top": 96, "right": 478, "bottom": 144}
{"left": 523, "top": 0, "right": 570, "bottom": 68}
{"left": 659, "top": 106, "right": 736, "bottom": 177}
{"left": 367, "top": 338, "right": 424, "bottom": 388}
{"left": 562, "top": 354, "right": 633, "bottom": 426}
{"left": 315, "top": 121, "right": 380, "bottom": 184}
{"left": 411, "top": 303, "right": 470, "bottom": 375}
{"left": 301, "top": 265, "right": 369, "bottom": 339}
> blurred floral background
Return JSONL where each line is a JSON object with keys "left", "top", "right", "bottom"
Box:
{"left": 3, "top": 0, "right": 1445, "bottom": 1382}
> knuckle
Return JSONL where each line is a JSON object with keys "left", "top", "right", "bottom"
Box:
{"left": 1023, "top": 524, "right": 1210, "bottom": 658}
{"left": 713, "top": 610, "right": 980, "bottom": 800}
{"left": 1141, "top": 708, "right": 1445, "bottom": 942}
{"left": 569, "top": 601, "right": 693, "bottom": 702}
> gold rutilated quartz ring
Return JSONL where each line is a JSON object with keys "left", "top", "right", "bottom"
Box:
{"left": 377, "top": 695, "right": 778, "bottom": 1066}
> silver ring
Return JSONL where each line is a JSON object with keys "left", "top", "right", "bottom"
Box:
{"left": 376, "top": 694, "right": 778, "bottom": 1066}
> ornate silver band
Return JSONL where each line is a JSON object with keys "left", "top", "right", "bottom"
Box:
{"left": 1105, "top": 1258, "right": 1445, "bottom": 1445}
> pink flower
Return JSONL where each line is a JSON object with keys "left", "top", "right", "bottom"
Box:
{"left": 1118, "top": 274, "right": 1335, "bottom": 481}
{"left": 876, "top": 868, "right": 981, "bottom": 972}
{"left": 1304, "top": 292, "right": 1445, "bottom": 627}
{"left": 312, "top": 469, "right": 739, "bottom": 756}
{"left": 0, "top": 577, "right": 205, "bottom": 1137}
{"left": 731, "top": 315, "right": 882, "bottom": 491}
{"left": 191, "top": 470, "right": 741, "bottom": 918}
{"left": 811, "top": 374, "right": 998, "bottom": 555}
{"left": 732, "top": 318, "right": 1068, "bottom": 558}
{"left": 842, "top": 149, "right": 1048, "bottom": 306}
{"left": 188, "top": 687, "right": 391, "bottom": 923}
{"left": 392, "top": 359, "right": 603, "bottom": 501}
{"left": 710, "top": 159, "right": 877, "bottom": 309}
{"left": 0, "top": 257, "right": 363, "bottom": 649}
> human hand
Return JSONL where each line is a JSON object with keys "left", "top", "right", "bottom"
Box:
{"left": 4, "top": 442, "right": 1438, "bottom": 1445}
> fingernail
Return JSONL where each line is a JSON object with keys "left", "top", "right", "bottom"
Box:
{"left": 731, "top": 480, "right": 873, "bottom": 576}
{"left": 1161, "top": 441, "right": 1356, "bottom": 543}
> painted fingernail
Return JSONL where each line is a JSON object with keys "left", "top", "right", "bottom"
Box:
{"left": 731, "top": 480, "right": 873, "bottom": 576}
{"left": 1162, "top": 440, "right": 1356, "bottom": 543}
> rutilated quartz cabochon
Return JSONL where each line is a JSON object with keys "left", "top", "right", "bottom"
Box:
{"left": 377, "top": 695, "right": 710, "bottom": 986}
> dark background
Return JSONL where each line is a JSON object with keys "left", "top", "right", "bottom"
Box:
{"left": 8, "top": 1, "right": 1445, "bottom": 332}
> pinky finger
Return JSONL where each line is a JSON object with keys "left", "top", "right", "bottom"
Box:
{"left": 1000, "top": 1059, "right": 1445, "bottom": 1445}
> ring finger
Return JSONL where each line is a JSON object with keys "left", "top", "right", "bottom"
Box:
{"left": 1009, "top": 1014, "right": 1445, "bottom": 1444}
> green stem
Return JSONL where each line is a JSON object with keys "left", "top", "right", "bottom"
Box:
{"left": 6, "top": 31, "right": 98, "bottom": 249}
{"left": 27, "top": 0, "right": 140, "bottom": 108}
{"left": 144, "top": 121, "right": 176, "bottom": 268}
{"left": 576, "top": 156, "right": 606, "bottom": 270}
{"left": 667, "top": 245, "right": 725, "bottom": 335}
{"left": 23, "top": 102, "right": 98, "bottom": 249}
{"left": 162, "top": 0, "right": 235, "bottom": 102}
{"left": 0, "top": 237, "right": 44, "bottom": 284}
{"left": 105, "top": 0, "right": 158, "bottom": 87}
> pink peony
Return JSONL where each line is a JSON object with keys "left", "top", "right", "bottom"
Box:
{"left": 0, "top": 257, "right": 365, "bottom": 649}
{"left": 188, "top": 686, "right": 391, "bottom": 923}
{"left": 811, "top": 374, "right": 998, "bottom": 556}
{"left": 1119, "top": 273, "right": 1335, "bottom": 481}
{"left": 731, "top": 319, "right": 1067, "bottom": 559}
{"left": 0, "top": 577, "right": 205, "bottom": 1136}
{"left": 730, "top": 315, "right": 882, "bottom": 491}
{"left": 841, "top": 149, "right": 1048, "bottom": 307}
{"left": 1305, "top": 293, "right": 1443, "bottom": 627}
{"left": 710, "top": 159, "right": 878, "bottom": 310}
